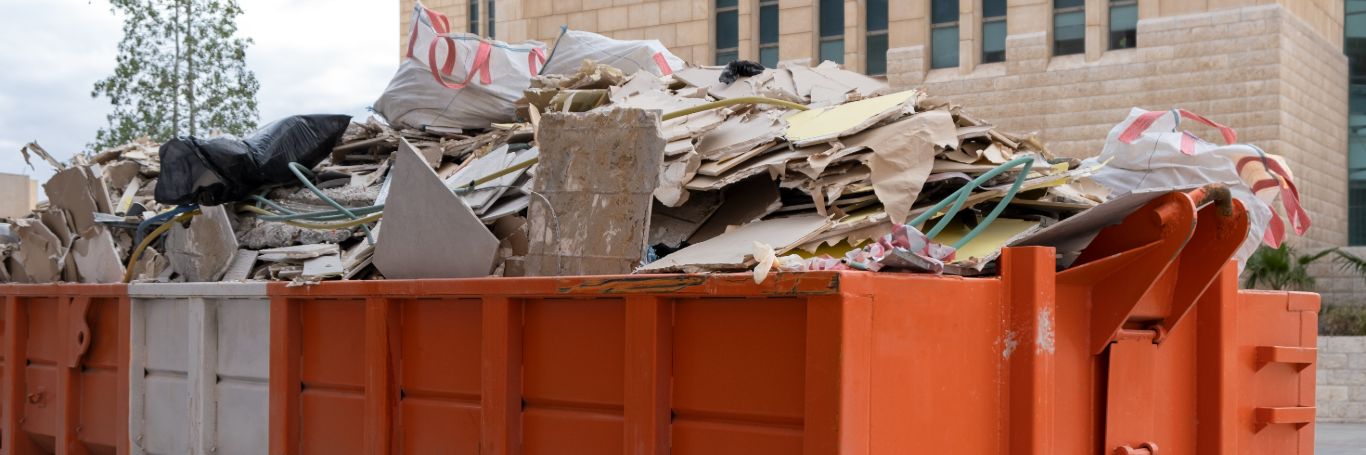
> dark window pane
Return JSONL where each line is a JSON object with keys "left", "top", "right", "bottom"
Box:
{"left": 866, "top": 33, "right": 888, "bottom": 75}
{"left": 1348, "top": 3, "right": 1366, "bottom": 243}
{"left": 717, "top": 0, "right": 738, "bottom": 8}
{"left": 716, "top": 10, "right": 738, "bottom": 49}
{"left": 760, "top": 4, "right": 779, "bottom": 44}
{"left": 983, "top": 0, "right": 1007, "bottom": 18}
{"left": 1109, "top": 3, "right": 1136, "bottom": 49}
{"left": 468, "top": 2, "right": 479, "bottom": 34}
{"left": 760, "top": 47, "right": 779, "bottom": 68}
{"left": 487, "top": 0, "right": 496, "bottom": 38}
{"left": 931, "top": 26, "right": 958, "bottom": 68}
{"left": 1054, "top": 11, "right": 1084, "bottom": 55}
{"left": 1055, "top": 0, "right": 1085, "bottom": 8}
{"left": 716, "top": 51, "right": 739, "bottom": 65}
{"left": 982, "top": 20, "right": 1006, "bottom": 63}
{"left": 820, "top": 0, "right": 844, "bottom": 37}
{"left": 932, "top": 0, "right": 959, "bottom": 24}
{"left": 820, "top": 39, "right": 845, "bottom": 63}
{"left": 867, "top": 0, "right": 888, "bottom": 31}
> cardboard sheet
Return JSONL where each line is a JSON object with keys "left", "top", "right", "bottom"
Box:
{"left": 44, "top": 166, "right": 113, "bottom": 234}
{"left": 856, "top": 115, "right": 941, "bottom": 225}
{"left": 784, "top": 89, "right": 920, "bottom": 146}
{"left": 375, "top": 139, "right": 499, "bottom": 279}
{"left": 688, "top": 175, "right": 783, "bottom": 244}
{"left": 12, "top": 218, "right": 64, "bottom": 283}
{"left": 930, "top": 218, "right": 1042, "bottom": 266}
{"left": 641, "top": 213, "right": 832, "bottom": 272}
{"left": 695, "top": 113, "right": 786, "bottom": 162}
{"left": 656, "top": 150, "right": 701, "bottom": 207}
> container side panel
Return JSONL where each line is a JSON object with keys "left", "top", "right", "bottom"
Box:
{"left": 77, "top": 361, "right": 121, "bottom": 450}
{"left": 217, "top": 297, "right": 272, "bottom": 455}
{"left": 523, "top": 408, "right": 624, "bottom": 455}
{"left": 522, "top": 298, "right": 625, "bottom": 406}
{"left": 399, "top": 298, "right": 482, "bottom": 397}
{"left": 398, "top": 400, "right": 481, "bottom": 455}
{"left": 522, "top": 298, "right": 626, "bottom": 454}
{"left": 142, "top": 299, "right": 189, "bottom": 374}
{"left": 299, "top": 389, "right": 365, "bottom": 455}
{"left": 1150, "top": 307, "right": 1199, "bottom": 453}
{"left": 217, "top": 380, "right": 270, "bottom": 455}
{"left": 868, "top": 278, "right": 1003, "bottom": 454}
{"left": 85, "top": 297, "right": 123, "bottom": 368}
{"left": 397, "top": 298, "right": 483, "bottom": 454}
{"left": 672, "top": 297, "right": 806, "bottom": 422}
{"left": 298, "top": 298, "right": 367, "bottom": 455}
{"left": 22, "top": 298, "right": 59, "bottom": 443}
{"left": 217, "top": 297, "right": 271, "bottom": 379}
{"left": 1237, "top": 292, "right": 1314, "bottom": 454}
{"left": 1054, "top": 285, "right": 1101, "bottom": 454}
{"left": 671, "top": 420, "right": 803, "bottom": 455}
{"left": 300, "top": 299, "right": 365, "bottom": 388}
{"left": 24, "top": 297, "right": 59, "bottom": 363}
{"left": 141, "top": 373, "right": 189, "bottom": 454}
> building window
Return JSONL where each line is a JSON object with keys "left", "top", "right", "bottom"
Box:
{"left": 1347, "top": 0, "right": 1366, "bottom": 244}
{"left": 982, "top": 0, "right": 1006, "bottom": 63}
{"left": 931, "top": 0, "right": 959, "bottom": 68}
{"left": 1109, "top": 0, "right": 1137, "bottom": 49}
{"left": 716, "top": 0, "right": 740, "bottom": 64}
{"left": 818, "top": 0, "right": 844, "bottom": 63}
{"left": 486, "top": 0, "right": 496, "bottom": 39}
{"left": 866, "top": 0, "right": 888, "bottom": 75}
{"left": 759, "top": 0, "right": 779, "bottom": 67}
{"left": 468, "top": 0, "right": 479, "bottom": 35}
{"left": 1054, "top": 0, "right": 1084, "bottom": 55}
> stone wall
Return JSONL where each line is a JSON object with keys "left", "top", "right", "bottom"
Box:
{"left": 1309, "top": 246, "right": 1366, "bottom": 306}
{"left": 886, "top": 5, "right": 1349, "bottom": 247}
{"left": 0, "top": 173, "right": 36, "bottom": 220}
{"left": 1319, "top": 336, "right": 1366, "bottom": 423}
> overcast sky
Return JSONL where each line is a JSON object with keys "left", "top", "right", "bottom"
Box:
{"left": 0, "top": 0, "right": 398, "bottom": 191}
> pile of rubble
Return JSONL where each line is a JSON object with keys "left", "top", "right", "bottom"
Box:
{"left": 0, "top": 29, "right": 1305, "bottom": 284}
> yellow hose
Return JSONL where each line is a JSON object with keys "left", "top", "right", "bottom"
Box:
{"left": 239, "top": 205, "right": 384, "bottom": 229}
{"left": 661, "top": 96, "right": 808, "bottom": 121}
{"left": 123, "top": 210, "right": 200, "bottom": 283}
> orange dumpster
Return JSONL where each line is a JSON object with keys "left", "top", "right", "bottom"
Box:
{"left": 264, "top": 190, "right": 1319, "bottom": 454}
{"left": 0, "top": 284, "right": 129, "bottom": 455}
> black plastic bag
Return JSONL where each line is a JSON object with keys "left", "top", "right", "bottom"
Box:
{"left": 155, "top": 114, "right": 351, "bottom": 206}
{"left": 719, "top": 60, "right": 766, "bottom": 84}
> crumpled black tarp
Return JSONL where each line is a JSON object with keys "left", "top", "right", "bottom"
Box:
{"left": 155, "top": 114, "right": 351, "bottom": 206}
{"left": 719, "top": 60, "right": 766, "bottom": 84}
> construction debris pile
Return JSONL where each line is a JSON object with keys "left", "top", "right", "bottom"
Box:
{"left": 1, "top": 27, "right": 1308, "bottom": 284}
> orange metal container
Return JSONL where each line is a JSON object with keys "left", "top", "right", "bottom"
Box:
{"left": 1, "top": 284, "right": 129, "bottom": 455}
{"left": 266, "top": 191, "right": 1320, "bottom": 454}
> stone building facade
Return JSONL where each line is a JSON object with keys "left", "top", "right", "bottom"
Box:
{"left": 398, "top": 0, "right": 1351, "bottom": 251}
{"left": 0, "top": 173, "right": 37, "bottom": 220}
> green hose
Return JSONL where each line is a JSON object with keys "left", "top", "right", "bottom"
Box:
{"left": 288, "top": 162, "right": 376, "bottom": 244}
{"left": 910, "top": 155, "right": 1035, "bottom": 250}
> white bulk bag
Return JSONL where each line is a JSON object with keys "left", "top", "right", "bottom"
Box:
{"left": 1082, "top": 108, "right": 1310, "bottom": 270}
{"left": 375, "top": 1, "right": 547, "bottom": 131}
{"left": 541, "top": 28, "right": 686, "bottom": 77}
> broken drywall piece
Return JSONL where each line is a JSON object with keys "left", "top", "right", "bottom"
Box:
{"left": 656, "top": 150, "right": 701, "bottom": 207}
{"left": 527, "top": 108, "right": 665, "bottom": 276}
{"left": 39, "top": 209, "right": 74, "bottom": 248}
{"left": 302, "top": 254, "right": 344, "bottom": 280}
{"left": 374, "top": 138, "right": 499, "bottom": 279}
{"left": 221, "top": 249, "right": 259, "bottom": 281}
{"left": 19, "top": 142, "right": 64, "bottom": 170}
{"left": 640, "top": 213, "right": 832, "bottom": 272}
{"left": 12, "top": 218, "right": 64, "bottom": 283}
{"left": 446, "top": 145, "right": 539, "bottom": 214}
{"left": 71, "top": 226, "right": 125, "bottom": 283}
{"left": 166, "top": 205, "right": 238, "bottom": 282}
{"left": 44, "top": 165, "right": 114, "bottom": 234}
{"left": 784, "top": 89, "right": 920, "bottom": 146}
{"left": 258, "top": 244, "right": 340, "bottom": 262}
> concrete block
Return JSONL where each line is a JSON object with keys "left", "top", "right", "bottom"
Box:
{"left": 1320, "top": 385, "right": 1350, "bottom": 402}
{"left": 1327, "top": 337, "right": 1366, "bottom": 354}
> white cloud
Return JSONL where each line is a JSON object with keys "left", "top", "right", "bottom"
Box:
{"left": 0, "top": 0, "right": 399, "bottom": 191}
